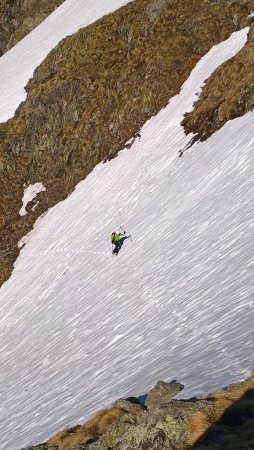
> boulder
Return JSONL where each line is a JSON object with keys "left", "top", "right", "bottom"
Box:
{"left": 114, "top": 398, "right": 145, "bottom": 414}
{"left": 145, "top": 381, "right": 184, "bottom": 409}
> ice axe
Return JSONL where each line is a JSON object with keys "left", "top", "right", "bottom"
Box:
{"left": 120, "top": 225, "right": 132, "bottom": 241}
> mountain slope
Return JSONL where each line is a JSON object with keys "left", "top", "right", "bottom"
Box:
{"left": 1, "top": 27, "right": 253, "bottom": 450}
{"left": 182, "top": 19, "right": 254, "bottom": 141}
{"left": 0, "top": 0, "right": 133, "bottom": 123}
{"left": 1, "top": 0, "right": 253, "bottom": 288}
{"left": 0, "top": 0, "right": 64, "bottom": 56}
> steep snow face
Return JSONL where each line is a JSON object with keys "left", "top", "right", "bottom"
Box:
{"left": 0, "top": 0, "right": 133, "bottom": 123}
{"left": 0, "top": 28, "right": 253, "bottom": 450}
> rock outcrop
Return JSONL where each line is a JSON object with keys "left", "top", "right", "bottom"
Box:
{"left": 21, "top": 381, "right": 212, "bottom": 450}
{"left": 21, "top": 371, "right": 254, "bottom": 449}
{"left": 0, "top": 0, "right": 64, "bottom": 56}
{"left": 182, "top": 14, "right": 254, "bottom": 143}
{"left": 145, "top": 380, "right": 184, "bottom": 409}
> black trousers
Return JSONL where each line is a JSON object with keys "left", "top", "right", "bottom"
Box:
{"left": 112, "top": 241, "right": 121, "bottom": 254}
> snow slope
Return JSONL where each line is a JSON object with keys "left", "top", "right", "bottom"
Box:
{"left": 0, "top": 0, "right": 133, "bottom": 123}
{"left": 1, "top": 27, "right": 254, "bottom": 450}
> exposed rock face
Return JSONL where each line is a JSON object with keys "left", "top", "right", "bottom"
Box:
{"left": 0, "top": 0, "right": 64, "bottom": 56}
{"left": 104, "top": 399, "right": 205, "bottom": 450}
{"left": 1, "top": 0, "right": 254, "bottom": 286}
{"left": 145, "top": 380, "right": 184, "bottom": 409}
{"left": 114, "top": 399, "right": 145, "bottom": 415}
{"left": 182, "top": 16, "right": 254, "bottom": 143}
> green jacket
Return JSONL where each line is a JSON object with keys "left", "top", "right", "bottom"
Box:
{"left": 111, "top": 232, "right": 125, "bottom": 243}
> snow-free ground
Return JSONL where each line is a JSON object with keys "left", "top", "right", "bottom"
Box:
{"left": 0, "top": 21, "right": 254, "bottom": 450}
{"left": 0, "top": 0, "right": 133, "bottom": 123}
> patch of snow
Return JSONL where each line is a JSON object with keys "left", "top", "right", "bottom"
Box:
{"left": 19, "top": 182, "right": 46, "bottom": 216}
{"left": 0, "top": 28, "right": 252, "bottom": 450}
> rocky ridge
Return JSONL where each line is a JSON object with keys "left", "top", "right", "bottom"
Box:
{"left": 1, "top": 0, "right": 254, "bottom": 287}
{"left": 182, "top": 15, "right": 254, "bottom": 142}
{"left": 0, "top": 0, "right": 64, "bottom": 56}
{"left": 21, "top": 371, "right": 254, "bottom": 450}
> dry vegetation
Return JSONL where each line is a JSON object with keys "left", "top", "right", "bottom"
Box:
{"left": 47, "top": 407, "right": 122, "bottom": 450}
{"left": 0, "top": 0, "right": 64, "bottom": 56}
{"left": 187, "top": 370, "right": 254, "bottom": 449}
{"left": 182, "top": 19, "right": 254, "bottom": 142}
{"left": 1, "top": 0, "right": 254, "bottom": 286}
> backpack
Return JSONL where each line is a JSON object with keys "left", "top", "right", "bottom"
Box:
{"left": 111, "top": 232, "right": 117, "bottom": 243}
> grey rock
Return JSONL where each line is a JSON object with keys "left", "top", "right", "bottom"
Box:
{"left": 70, "top": 444, "right": 89, "bottom": 449}
{"left": 248, "top": 22, "right": 254, "bottom": 41}
{"left": 145, "top": 381, "right": 184, "bottom": 409}
{"left": 146, "top": 0, "right": 167, "bottom": 22}
{"left": 114, "top": 399, "right": 145, "bottom": 414}
{"left": 113, "top": 424, "right": 173, "bottom": 450}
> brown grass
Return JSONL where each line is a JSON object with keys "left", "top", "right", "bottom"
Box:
{"left": 187, "top": 410, "right": 209, "bottom": 443}
{"left": 182, "top": 37, "right": 254, "bottom": 141}
{"left": 47, "top": 407, "right": 122, "bottom": 450}
{"left": 0, "top": 1, "right": 65, "bottom": 56}
{"left": 186, "top": 370, "right": 254, "bottom": 447}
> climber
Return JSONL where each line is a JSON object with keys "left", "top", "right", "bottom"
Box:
{"left": 111, "top": 230, "right": 128, "bottom": 255}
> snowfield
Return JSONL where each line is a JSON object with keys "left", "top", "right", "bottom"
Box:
{"left": 0, "top": 13, "right": 253, "bottom": 450}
